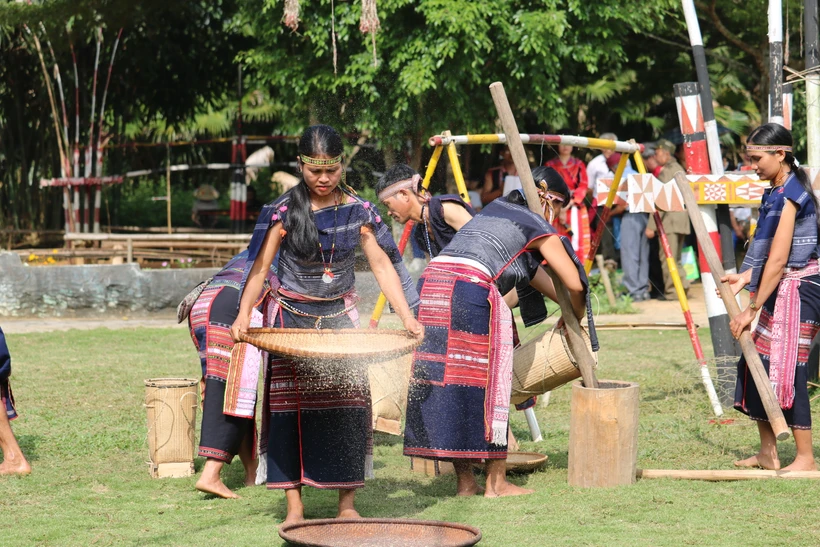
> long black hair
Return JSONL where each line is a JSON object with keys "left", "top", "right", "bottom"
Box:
{"left": 375, "top": 164, "right": 420, "bottom": 195}
{"left": 506, "top": 166, "right": 569, "bottom": 208}
{"left": 287, "top": 124, "right": 345, "bottom": 260}
{"left": 747, "top": 123, "right": 820, "bottom": 229}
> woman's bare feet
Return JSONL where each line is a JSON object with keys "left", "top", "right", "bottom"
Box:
{"left": 196, "top": 459, "right": 239, "bottom": 498}
{"left": 243, "top": 459, "right": 258, "bottom": 487}
{"left": 484, "top": 480, "right": 534, "bottom": 498}
{"left": 337, "top": 508, "right": 361, "bottom": 519}
{"left": 336, "top": 489, "right": 359, "bottom": 519}
{"left": 0, "top": 457, "right": 31, "bottom": 476}
{"left": 484, "top": 458, "right": 534, "bottom": 498}
{"left": 282, "top": 487, "right": 305, "bottom": 526}
{"left": 195, "top": 476, "right": 240, "bottom": 499}
{"left": 453, "top": 461, "right": 481, "bottom": 496}
{"left": 781, "top": 457, "right": 817, "bottom": 472}
{"left": 734, "top": 453, "right": 781, "bottom": 470}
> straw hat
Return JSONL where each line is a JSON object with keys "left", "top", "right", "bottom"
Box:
{"left": 193, "top": 184, "right": 220, "bottom": 201}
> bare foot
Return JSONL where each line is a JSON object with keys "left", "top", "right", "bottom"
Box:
{"left": 195, "top": 477, "right": 240, "bottom": 499}
{"left": 781, "top": 457, "right": 817, "bottom": 472}
{"left": 337, "top": 508, "right": 361, "bottom": 519}
{"left": 457, "top": 484, "right": 481, "bottom": 497}
{"left": 734, "top": 453, "right": 781, "bottom": 470}
{"left": 282, "top": 512, "right": 305, "bottom": 527}
{"left": 243, "top": 460, "right": 258, "bottom": 487}
{"left": 484, "top": 480, "right": 534, "bottom": 498}
{"left": 0, "top": 459, "right": 31, "bottom": 476}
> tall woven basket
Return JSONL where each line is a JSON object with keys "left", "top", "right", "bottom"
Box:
{"left": 510, "top": 325, "right": 597, "bottom": 405}
{"left": 144, "top": 378, "right": 199, "bottom": 478}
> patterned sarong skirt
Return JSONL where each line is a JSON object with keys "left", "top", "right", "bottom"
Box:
{"left": 265, "top": 295, "right": 371, "bottom": 489}
{"left": 734, "top": 274, "right": 820, "bottom": 429}
{"left": 189, "top": 286, "right": 255, "bottom": 462}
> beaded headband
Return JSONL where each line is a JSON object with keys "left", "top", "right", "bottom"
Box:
{"left": 300, "top": 153, "right": 343, "bottom": 166}
{"left": 746, "top": 144, "right": 793, "bottom": 153}
{"left": 377, "top": 174, "right": 422, "bottom": 202}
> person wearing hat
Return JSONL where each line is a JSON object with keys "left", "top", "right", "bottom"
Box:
{"left": 192, "top": 184, "right": 222, "bottom": 228}
{"left": 641, "top": 145, "right": 662, "bottom": 178}
{"left": 645, "top": 139, "right": 691, "bottom": 300}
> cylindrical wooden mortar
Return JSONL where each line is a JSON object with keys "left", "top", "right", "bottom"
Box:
{"left": 568, "top": 380, "right": 639, "bottom": 487}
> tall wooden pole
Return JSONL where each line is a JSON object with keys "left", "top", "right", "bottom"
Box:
{"left": 489, "top": 81, "right": 598, "bottom": 389}
{"left": 673, "top": 172, "right": 790, "bottom": 440}
{"left": 769, "top": 0, "right": 785, "bottom": 124}
{"left": 166, "top": 144, "right": 172, "bottom": 235}
{"left": 806, "top": 0, "right": 820, "bottom": 166}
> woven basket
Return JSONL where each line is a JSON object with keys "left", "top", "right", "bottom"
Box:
{"left": 510, "top": 325, "right": 597, "bottom": 405}
{"left": 474, "top": 451, "right": 548, "bottom": 474}
{"left": 239, "top": 328, "right": 421, "bottom": 360}
{"left": 144, "top": 378, "right": 198, "bottom": 466}
{"left": 278, "top": 518, "right": 481, "bottom": 547}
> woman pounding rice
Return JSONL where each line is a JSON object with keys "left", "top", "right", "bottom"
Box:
{"left": 403, "top": 166, "right": 597, "bottom": 497}
{"left": 180, "top": 251, "right": 276, "bottom": 498}
{"left": 722, "top": 123, "right": 820, "bottom": 471}
{"left": 231, "top": 124, "right": 422, "bottom": 524}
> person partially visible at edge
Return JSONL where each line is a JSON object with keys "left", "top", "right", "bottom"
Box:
{"left": 545, "top": 145, "right": 591, "bottom": 261}
{"left": 645, "top": 139, "right": 691, "bottom": 300}
{"left": 178, "top": 250, "right": 277, "bottom": 499}
{"left": 607, "top": 153, "right": 651, "bottom": 302}
{"left": 481, "top": 146, "right": 519, "bottom": 204}
{"left": 230, "top": 124, "right": 423, "bottom": 525}
{"left": 403, "top": 166, "right": 597, "bottom": 498}
{"left": 376, "top": 164, "right": 475, "bottom": 260}
{"left": 0, "top": 327, "right": 30, "bottom": 475}
{"left": 722, "top": 123, "right": 820, "bottom": 472}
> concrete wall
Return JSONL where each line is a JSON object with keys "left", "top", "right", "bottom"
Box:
{"left": 0, "top": 252, "right": 385, "bottom": 318}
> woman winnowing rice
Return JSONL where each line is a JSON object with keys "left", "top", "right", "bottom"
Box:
{"left": 231, "top": 124, "right": 422, "bottom": 525}
{"left": 403, "top": 166, "right": 598, "bottom": 497}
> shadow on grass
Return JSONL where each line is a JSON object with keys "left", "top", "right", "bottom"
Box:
{"left": 374, "top": 431, "right": 403, "bottom": 446}
{"left": 15, "top": 434, "right": 40, "bottom": 462}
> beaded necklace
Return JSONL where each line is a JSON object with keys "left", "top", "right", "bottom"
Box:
{"left": 317, "top": 189, "right": 340, "bottom": 283}
{"left": 420, "top": 204, "right": 434, "bottom": 258}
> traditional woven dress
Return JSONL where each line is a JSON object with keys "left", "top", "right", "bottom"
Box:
{"left": 403, "top": 191, "right": 598, "bottom": 460}
{"left": 735, "top": 174, "right": 820, "bottom": 429}
{"left": 411, "top": 195, "right": 474, "bottom": 258}
{"left": 187, "top": 251, "right": 276, "bottom": 463}
{"left": 0, "top": 327, "right": 17, "bottom": 421}
{"left": 242, "top": 188, "right": 419, "bottom": 490}
{"left": 545, "top": 156, "right": 591, "bottom": 260}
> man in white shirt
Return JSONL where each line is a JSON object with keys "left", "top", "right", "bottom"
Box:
{"left": 586, "top": 132, "right": 618, "bottom": 198}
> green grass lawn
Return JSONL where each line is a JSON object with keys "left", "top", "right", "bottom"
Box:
{"left": 2, "top": 327, "right": 820, "bottom": 546}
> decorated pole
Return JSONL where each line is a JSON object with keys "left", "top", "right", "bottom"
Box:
{"left": 681, "top": 0, "right": 723, "bottom": 173}
{"left": 674, "top": 171, "right": 790, "bottom": 440}
{"left": 674, "top": 82, "right": 740, "bottom": 376}
{"left": 429, "top": 133, "right": 642, "bottom": 154}
{"left": 94, "top": 28, "right": 123, "bottom": 233}
{"left": 806, "top": 0, "right": 820, "bottom": 166}
{"left": 489, "top": 81, "right": 598, "bottom": 389}
{"left": 782, "top": 83, "right": 793, "bottom": 130}
{"left": 84, "top": 29, "right": 102, "bottom": 179}
{"left": 678, "top": 4, "right": 744, "bottom": 370}
{"left": 769, "top": 0, "right": 785, "bottom": 124}
{"left": 632, "top": 152, "right": 722, "bottom": 416}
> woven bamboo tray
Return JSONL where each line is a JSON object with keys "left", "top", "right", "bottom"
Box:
{"left": 474, "top": 451, "right": 548, "bottom": 474}
{"left": 278, "top": 518, "right": 481, "bottom": 547}
{"left": 239, "top": 328, "right": 422, "bottom": 360}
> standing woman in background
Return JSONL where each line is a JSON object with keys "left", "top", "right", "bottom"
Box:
{"left": 545, "top": 145, "right": 590, "bottom": 260}
{"left": 231, "top": 125, "right": 422, "bottom": 525}
{"left": 722, "top": 123, "right": 820, "bottom": 471}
